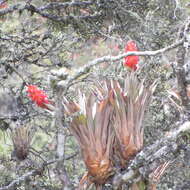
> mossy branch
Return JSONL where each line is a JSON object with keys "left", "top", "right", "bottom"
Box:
{"left": 112, "top": 121, "right": 190, "bottom": 189}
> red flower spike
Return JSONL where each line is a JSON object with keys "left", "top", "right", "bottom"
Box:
{"left": 123, "top": 40, "right": 139, "bottom": 71}
{"left": 27, "top": 85, "right": 50, "bottom": 109}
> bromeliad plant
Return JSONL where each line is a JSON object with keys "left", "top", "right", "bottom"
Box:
{"left": 11, "top": 125, "right": 33, "bottom": 160}
{"left": 63, "top": 73, "right": 156, "bottom": 189}
{"left": 111, "top": 74, "right": 157, "bottom": 167}
{"left": 63, "top": 89, "right": 115, "bottom": 189}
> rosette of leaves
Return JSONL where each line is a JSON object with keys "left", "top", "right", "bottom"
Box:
{"left": 11, "top": 125, "right": 33, "bottom": 160}
{"left": 63, "top": 73, "right": 156, "bottom": 189}
{"left": 111, "top": 73, "right": 157, "bottom": 167}
{"left": 63, "top": 87, "right": 115, "bottom": 189}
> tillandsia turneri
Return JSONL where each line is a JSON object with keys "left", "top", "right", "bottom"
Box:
{"left": 11, "top": 125, "right": 33, "bottom": 160}
{"left": 63, "top": 89, "right": 115, "bottom": 189}
{"left": 63, "top": 73, "right": 156, "bottom": 189}
{"left": 111, "top": 73, "right": 157, "bottom": 167}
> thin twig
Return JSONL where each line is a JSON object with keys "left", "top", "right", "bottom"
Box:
{"left": 0, "top": 152, "right": 78, "bottom": 190}
{"left": 62, "top": 39, "right": 184, "bottom": 94}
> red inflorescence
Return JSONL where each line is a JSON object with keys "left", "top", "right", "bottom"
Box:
{"left": 123, "top": 40, "right": 139, "bottom": 71}
{"left": 27, "top": 85, "right": 50, "bottom": 109}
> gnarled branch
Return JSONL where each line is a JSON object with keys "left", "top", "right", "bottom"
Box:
{"left": 112, "top": 121, "right": 190, "bottom": 189}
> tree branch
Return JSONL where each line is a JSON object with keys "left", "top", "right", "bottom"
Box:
{"left": 0, "top": 152, "right": 78, "bottom": 190}
{"left": 175, "top": 18, "right": 190, "bottom": 108}
{"left": 0, "top": 170, "right": 39, "bottom": 190}
{"left": 0, "top": 2, "right": 100, "bottom": 22}
{"left": 59, "top": 39, "right": 184, "bottom": 94}
{"left": 112, "top": 121, "right": 190, "bottom": 189}
{"left": 39, "top": 1, "right": 94, "bottom": 11}
{"left": 0, "top": 3, "right": 23, "bottom": 16}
